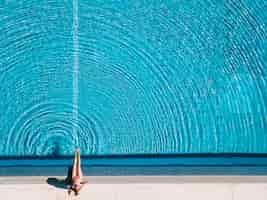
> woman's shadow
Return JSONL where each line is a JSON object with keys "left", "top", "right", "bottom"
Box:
{"left": 46, "top": 166, "right": 72, "bottom": 189}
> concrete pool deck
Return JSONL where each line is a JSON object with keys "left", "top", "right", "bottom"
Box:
{"left": 1, "top": 176, "right": 267, "bottom": 200}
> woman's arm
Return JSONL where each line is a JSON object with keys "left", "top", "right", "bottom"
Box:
{"left": 81, "top": 180, "right": 88, "bottom": 184}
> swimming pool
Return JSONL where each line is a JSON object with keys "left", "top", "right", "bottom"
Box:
{"left": 0, "top": 0, "right": 266, "bottom": 174}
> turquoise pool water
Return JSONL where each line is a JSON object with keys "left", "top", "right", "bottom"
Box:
{"left": 0, "top": 0, "right": 266, "bottom": 157}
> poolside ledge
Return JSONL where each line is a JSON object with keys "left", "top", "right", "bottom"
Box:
{"left": 1, "top": 176, "right": 267, "bottom": 200}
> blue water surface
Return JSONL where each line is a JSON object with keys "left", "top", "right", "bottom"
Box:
{"left": 0, "top": 0, "right": 266, "bottom": 156}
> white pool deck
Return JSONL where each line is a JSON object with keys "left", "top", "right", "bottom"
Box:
{"left": 1, "top": 176, "right": 267, "bottom": 200}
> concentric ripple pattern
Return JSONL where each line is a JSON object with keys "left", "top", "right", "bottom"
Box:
{"left": 0, "top": 0, "right": 266, "bottom": 156}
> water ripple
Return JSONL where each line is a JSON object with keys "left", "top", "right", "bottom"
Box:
{"left": 5, "top": 102, "right": 100, "bottom": 156}
{"left": 0, "top": 0, "right": 266, "bottom": 156}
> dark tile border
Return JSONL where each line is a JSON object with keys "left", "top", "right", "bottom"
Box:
{"left": 1, "top": 154, "right": 267, "bottom": 176}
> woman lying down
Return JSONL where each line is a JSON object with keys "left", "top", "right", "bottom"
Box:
{"left": 66, "top": 149, "right": 87, "bottom": 196}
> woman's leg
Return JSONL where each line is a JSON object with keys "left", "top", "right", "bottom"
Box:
{"left": 76, "top": 149, "right": 83, "bottom": 179}
{"left": 72, "top": 149, "right": 78, "bottom": 178}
